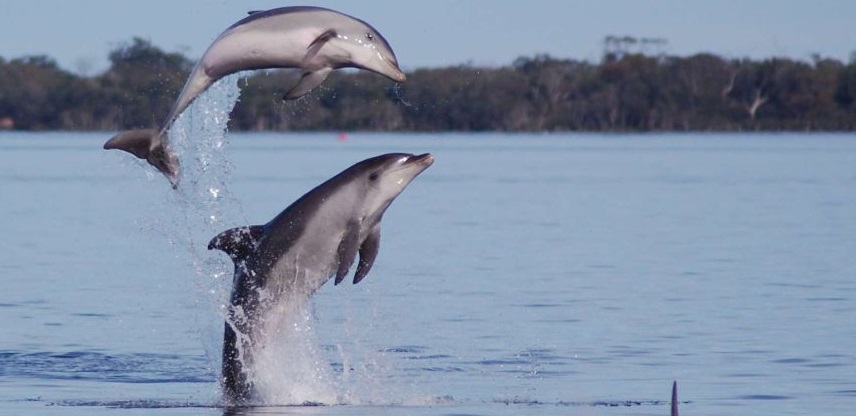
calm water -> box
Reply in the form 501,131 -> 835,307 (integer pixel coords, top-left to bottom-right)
1,131 -> 855,416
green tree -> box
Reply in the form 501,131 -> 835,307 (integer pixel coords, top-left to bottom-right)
0,55 -> 77,129
97,37 -> 192,129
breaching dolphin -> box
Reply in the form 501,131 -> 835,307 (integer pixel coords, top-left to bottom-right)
208,153 -> 433,404
103,6 -> 406,188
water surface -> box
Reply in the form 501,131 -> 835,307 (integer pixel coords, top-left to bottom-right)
1,131 -> 854,416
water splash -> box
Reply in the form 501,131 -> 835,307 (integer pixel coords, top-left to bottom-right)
169,72 -> 244,236
144,74 -> 341,406
391,83 -> 413,108
126,74 -> 436,407
163,74 -> 244,366
249,296 -> 339,405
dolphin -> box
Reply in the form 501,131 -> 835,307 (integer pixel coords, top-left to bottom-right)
207,153 -> 433,404
671,381 -> 679,416
104,6 -> 406,188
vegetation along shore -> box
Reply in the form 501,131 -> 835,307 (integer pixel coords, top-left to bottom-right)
2,38 -> 855,132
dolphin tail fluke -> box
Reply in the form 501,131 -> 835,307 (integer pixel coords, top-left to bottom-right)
671,381 -> 678,416
104,129 -> 158,159
104,129 -> 181,189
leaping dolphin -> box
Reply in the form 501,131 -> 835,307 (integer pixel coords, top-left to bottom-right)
104,6 -> 406,188
207,153 -> 433,404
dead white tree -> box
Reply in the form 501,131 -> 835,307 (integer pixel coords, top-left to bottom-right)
747,88 -> 769,120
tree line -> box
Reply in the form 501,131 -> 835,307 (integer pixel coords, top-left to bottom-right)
2,37 -> 855,132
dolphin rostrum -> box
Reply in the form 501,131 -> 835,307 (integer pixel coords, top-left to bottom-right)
104,6 -> 406,188
208,153 -> 433,404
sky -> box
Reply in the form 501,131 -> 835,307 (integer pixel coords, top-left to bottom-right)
0,0 -> 853,75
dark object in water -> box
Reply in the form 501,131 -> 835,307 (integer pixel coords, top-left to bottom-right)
671,380 -> 679,416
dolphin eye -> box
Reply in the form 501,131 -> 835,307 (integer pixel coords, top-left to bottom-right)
369,171 -> 380,182
365,32 -> 375,41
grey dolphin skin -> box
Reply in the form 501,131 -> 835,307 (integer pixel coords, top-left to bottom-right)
671,381 -> 678,416
103,6 -> 406,188
208,153 -> 433,404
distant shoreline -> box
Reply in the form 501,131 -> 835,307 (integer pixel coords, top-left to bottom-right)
2,38 -> 855,132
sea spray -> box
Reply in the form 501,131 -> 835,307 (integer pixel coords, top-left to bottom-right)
164,75 -> 243,318
130,73 -> 425,406
151,74 -> 246,399
152,73 -> 343,405
321,295 -> 396,405
250,295 -> 339,404
317,291 -> 432,406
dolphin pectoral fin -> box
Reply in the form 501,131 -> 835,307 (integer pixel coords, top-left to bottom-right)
353,227 -> 381,284
284,68 -> 334,100
305,29 -> 337,61
103,129 -> 158,160
334,223 -> 360,285
283,28 -> 337,100
209,225 -> 265,263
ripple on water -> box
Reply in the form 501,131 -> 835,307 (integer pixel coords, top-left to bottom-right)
736,394 -> 793,401
0,350 -> 214,383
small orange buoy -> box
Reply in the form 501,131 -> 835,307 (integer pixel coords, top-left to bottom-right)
337,132 -> 348,142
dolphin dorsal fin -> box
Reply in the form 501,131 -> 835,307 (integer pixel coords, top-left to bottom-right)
208,225 -> 265,263
671,381 -> 678,416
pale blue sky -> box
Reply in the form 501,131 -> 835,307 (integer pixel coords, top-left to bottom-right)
0,1 -> 853,75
